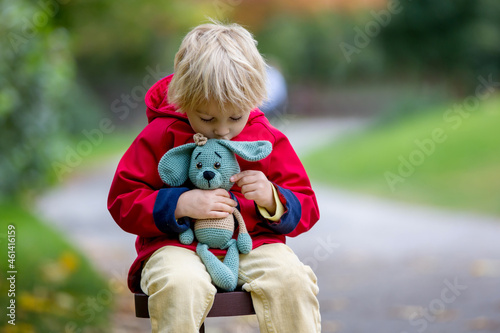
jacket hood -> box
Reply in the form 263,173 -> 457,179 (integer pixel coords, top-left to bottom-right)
145,74 -> 265,124
145,74 -> 187,123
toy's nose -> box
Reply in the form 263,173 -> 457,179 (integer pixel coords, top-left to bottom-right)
203,171 -> 215,181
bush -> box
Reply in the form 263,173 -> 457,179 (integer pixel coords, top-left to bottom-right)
378,0 -> 500,89
256,12 -> 387,85
0,1 -> 100,199
254,1 -> 500,92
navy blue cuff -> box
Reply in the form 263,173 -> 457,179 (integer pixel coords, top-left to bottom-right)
153,187 -> 191,233
229,191 -> 241,229
264,184 -> 301,234
229,191 -> 240,211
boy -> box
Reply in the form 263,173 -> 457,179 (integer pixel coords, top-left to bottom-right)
108,21 -> 321,332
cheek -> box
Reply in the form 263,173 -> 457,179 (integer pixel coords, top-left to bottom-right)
232,122 -> 246,135
191,121 -> 211,136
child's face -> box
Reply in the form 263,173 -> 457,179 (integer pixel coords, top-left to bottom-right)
185,101 -> 250,140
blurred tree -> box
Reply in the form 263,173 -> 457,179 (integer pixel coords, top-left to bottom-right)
232,0 -> 500,93
0,0 -> 99,200
255,11 -> 387,84
378,0 -> 500,91
53,0 -> 219,99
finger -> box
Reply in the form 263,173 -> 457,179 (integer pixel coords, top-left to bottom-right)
216,196 -> 237,207
240,181 -> 268,195
236,176 -> 262,188
230,170 -> 256,183
213,203 -> 235,214
213,189 -> 231,198
211,190 -> 236,206
241,189 -> 262,202
205,211 -> 231,219
230,173 -> 242,183
240,183 -> 256,195
247,175 -> 265,185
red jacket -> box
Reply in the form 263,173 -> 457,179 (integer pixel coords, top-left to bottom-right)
108,74 -> 320,292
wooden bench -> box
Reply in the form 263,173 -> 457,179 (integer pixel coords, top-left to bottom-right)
134,290 -> 255,333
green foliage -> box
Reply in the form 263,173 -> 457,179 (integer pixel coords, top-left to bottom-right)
256,12 -> 387,84
379,0 -> 500,88
302,95 -> 500,216
0,0 -> 100,200
0,203 -> 111,332
254,1 -> 500,91
54,0 -> 220,91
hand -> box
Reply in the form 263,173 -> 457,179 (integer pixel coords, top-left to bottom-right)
230,170 -> 276,215
175,189 -> 237,220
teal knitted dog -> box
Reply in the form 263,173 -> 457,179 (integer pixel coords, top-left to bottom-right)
158,133 -> 272,291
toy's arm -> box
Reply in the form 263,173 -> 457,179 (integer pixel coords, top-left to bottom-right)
179,228 -> 194,244
233,209 -> 252,254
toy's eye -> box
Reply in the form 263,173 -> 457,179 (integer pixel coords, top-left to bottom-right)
214,162 -> 221,169
196,162 -> 203,169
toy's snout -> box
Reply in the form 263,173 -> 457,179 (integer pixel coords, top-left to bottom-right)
193,166 -> 226,190
203,171 -> 216,181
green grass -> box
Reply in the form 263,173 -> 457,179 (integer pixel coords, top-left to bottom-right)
0,202 -> 111,332
78,126 -> 141,166
52,126 -> 142,183
302,95 -> 500,216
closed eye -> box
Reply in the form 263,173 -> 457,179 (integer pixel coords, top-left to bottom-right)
230,116 -> 242,122
200,117 -> 214,122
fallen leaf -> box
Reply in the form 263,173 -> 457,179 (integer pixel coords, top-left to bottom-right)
467,317 -> 500,330
470,259 -> 500,277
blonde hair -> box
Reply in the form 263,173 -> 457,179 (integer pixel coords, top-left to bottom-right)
168,21 -> 267,114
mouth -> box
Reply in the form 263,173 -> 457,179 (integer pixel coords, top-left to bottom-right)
196,172 -> 222,189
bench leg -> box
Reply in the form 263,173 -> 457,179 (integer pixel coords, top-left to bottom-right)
200,322 -> 205,333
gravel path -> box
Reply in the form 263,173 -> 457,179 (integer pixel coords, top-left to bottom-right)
36,117 -> 500,332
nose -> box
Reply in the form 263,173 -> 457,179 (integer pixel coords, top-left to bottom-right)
203,171 -> 215,181
214,126 -> 230,139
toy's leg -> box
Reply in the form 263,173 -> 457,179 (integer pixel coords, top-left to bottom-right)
222,239 -> 239,284
196,243 -> 238,291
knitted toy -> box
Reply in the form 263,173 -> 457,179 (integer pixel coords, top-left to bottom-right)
158,133 -> 272,291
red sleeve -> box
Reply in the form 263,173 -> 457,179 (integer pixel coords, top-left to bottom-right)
107,119 -> 178,237
233,122 -> 320,237
265,128 -> 320,237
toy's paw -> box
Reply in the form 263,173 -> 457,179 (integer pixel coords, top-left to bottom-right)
237,233 -> 252,254
179,229 -> 194,245
212,268 -> 238,291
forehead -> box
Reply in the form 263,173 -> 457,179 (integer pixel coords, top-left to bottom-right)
196,101 -> 246,117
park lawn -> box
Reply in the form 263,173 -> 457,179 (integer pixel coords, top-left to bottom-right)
0,202 -> 111,332
302,95 -> 500,216
52,126 -> 142,183
78,126 -> 142,166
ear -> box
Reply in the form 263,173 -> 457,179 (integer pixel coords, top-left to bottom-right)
158,143 -> 196,186
217,140 -> 272,162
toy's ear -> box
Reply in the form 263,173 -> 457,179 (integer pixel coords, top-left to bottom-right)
158,143 -> 196,186
217,140 -> 272,162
